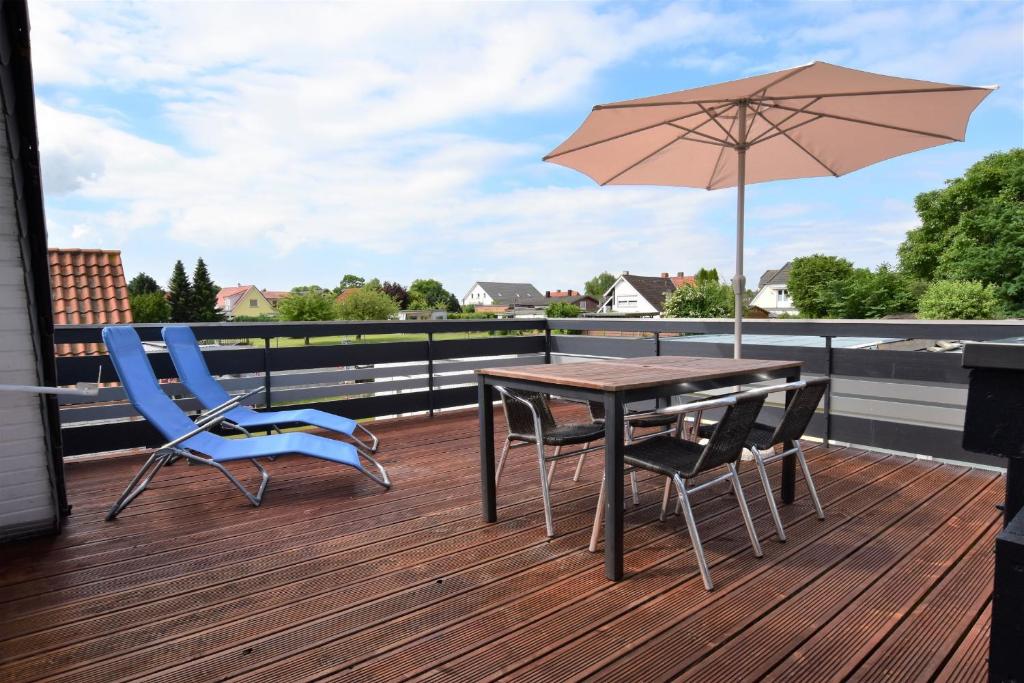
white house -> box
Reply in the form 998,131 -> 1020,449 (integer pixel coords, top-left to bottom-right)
750,262 -> 798,316
462,281 -> 543,307
598,272 -> 693,315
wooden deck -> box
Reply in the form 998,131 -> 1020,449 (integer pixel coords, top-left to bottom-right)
0,406 -> 1001,682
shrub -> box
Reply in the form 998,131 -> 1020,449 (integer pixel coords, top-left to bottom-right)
917,280 -> 1003,320
336,287 -> 400,320
545,302 -> 582,318
663,280 -> 732,318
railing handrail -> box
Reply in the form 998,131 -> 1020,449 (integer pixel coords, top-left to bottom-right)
53,317 -> 1024,345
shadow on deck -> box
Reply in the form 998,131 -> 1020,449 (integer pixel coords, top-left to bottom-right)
0,405 -> 1000,682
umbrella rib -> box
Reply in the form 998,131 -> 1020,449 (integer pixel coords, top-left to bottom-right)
746,97 -> 821,145
752,109 -> 838,176
770,103 -> 961,141
599,137 -> 682,186
697,103 -> 738,145
705,105 -> 740,189
665,119 -> 733,146
749,61 -> 817,99
543,104 -> 731,161
747,114 -> 824,147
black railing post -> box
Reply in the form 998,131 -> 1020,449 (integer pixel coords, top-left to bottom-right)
544,327 -> 552,364
654,331 -> 661,357
262,337 -> 272,410
824,335 -> 832,447
427,332 -> 435,417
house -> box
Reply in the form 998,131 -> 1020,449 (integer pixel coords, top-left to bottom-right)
396,309 -> 448,321
598,272 -> 692,315
216,285 -> 277,319
0,0 -> 67,539
335,287 -> 359,304
462,281 -> 543,307
48,248 -> 133,356
750,262 -> 797,316
261,289 -> 290,308
544,290 -> 600,313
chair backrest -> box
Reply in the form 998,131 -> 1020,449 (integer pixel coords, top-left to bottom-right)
497,388 -> 556,437
769,377 -> 829,446
588,401 -> 605,422
162,325 -> 233,409
102,326 -> 219,452
691,391 -> 767,475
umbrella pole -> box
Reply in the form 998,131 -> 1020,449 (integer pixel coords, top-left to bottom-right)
733,102 -> 748,360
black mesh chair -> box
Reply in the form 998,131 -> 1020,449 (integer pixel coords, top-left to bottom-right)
570,401 -> 682,482
590,390 -> 767,591
697,378 -> 828,543
494,386 -> 607,537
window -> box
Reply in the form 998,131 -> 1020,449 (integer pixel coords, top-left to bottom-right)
249,299 -> 258,308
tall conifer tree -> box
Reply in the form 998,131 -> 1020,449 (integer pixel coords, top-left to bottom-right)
190,258 -> 223,321
167,260 -> 193,323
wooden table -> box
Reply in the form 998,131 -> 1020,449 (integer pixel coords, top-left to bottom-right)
476,355 -> 802,581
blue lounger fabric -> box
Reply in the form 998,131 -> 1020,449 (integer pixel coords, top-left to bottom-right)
161,325 -> 359,436
102,326 -> 362,468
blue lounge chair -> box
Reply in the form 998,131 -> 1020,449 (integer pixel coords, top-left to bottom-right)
161,325 -> 378,454
101,326 -> 389,521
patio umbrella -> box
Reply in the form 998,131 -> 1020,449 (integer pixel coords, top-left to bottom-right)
544,61 -> 994,358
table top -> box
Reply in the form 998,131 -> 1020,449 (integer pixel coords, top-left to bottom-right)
477,355 -> 801,392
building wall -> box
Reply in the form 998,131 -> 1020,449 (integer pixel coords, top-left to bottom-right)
750,284 -> 797,315
0,112 -> 58,538
229,288 -> 277,319
462,284 -> 492,307
601,278 -> 660,315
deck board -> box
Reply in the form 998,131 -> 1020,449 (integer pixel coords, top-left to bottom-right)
0,406 -> 1000,682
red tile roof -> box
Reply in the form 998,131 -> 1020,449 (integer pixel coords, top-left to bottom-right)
670,275 -> 696,288
261,289 -> 290,304
48,248 -> 132,356
216,285 -> 255,312
335,287 -> 358,303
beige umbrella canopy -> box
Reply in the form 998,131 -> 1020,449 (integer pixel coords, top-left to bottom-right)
544,61 -> 995,357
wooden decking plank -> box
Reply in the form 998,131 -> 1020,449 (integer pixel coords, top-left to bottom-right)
934,602 -> 992,683
411,455 -> 934,683
242,452 -> 894,683
536,462 -> 972,683
674,473 -> 1001,682
127,451 -> 853,683
846,519 -> 999,682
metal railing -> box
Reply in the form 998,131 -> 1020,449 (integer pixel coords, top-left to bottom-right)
53,317 -> 1024,464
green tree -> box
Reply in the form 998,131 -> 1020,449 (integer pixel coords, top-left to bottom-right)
166,260 -> 193,323
917,280 -> 1003,320
584,271 -> 616,298
190,258 -> 223,322
130,291 -> 171,323
827,264 -> 922,318
408,278 -> 456,310
789,254 -> 855,318
545,301 -> 582,318
127,272 -> 161,297
898,149 -> 1024,314
663,278 -> 733,318
336,287 -> 400,320
276,288 -> 338,321
693,267 -> 720,287
335,274 -> 365,293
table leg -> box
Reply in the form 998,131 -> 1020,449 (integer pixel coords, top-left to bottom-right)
479,378 -> 496,522
603,391 -> 625,581
781,369 -> 801,504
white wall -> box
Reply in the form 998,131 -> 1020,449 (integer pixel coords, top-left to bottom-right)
462,284 -> 492,307
751,284 -> 797,315
0,114 -> 59,538
600,278 -> 660,315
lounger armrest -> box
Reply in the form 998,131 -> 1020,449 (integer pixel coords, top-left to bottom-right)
195,386 -> 266,427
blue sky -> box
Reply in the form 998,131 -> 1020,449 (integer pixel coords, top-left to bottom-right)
31,1 -> 1023,298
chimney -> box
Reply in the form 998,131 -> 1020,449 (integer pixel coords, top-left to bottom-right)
545,290 -> 550,298
622,270 -> 629,276
677,272 -> 684,278
660,272 -> 669,278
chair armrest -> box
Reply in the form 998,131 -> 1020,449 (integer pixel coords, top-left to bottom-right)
625,394 -> 739,423
195,386 -> 266,427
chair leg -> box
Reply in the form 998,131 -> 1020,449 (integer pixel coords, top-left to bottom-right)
629,471 -> 640,506
207,457 -> 270,507
659,477 -> 673,521
495,437 -> 512,485
675,475 -> 713,591
797,442 -> 825,520
589,473 -> 606,552
573,444 -> 588,482
105,448 -> 173,521
546,446 -> 561,486
752,447 -> 787,542
535,442 -> 555,537
729,463 -> 763,558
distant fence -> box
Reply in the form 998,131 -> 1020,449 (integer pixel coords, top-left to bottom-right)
54,318 -> 1024,466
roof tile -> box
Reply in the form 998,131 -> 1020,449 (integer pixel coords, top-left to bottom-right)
48,248 -> 133,356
